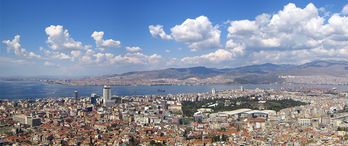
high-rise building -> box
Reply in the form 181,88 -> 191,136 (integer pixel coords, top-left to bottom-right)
90,93 -> 98,105
103,85 -> 111,101
103,85 -> 114,106
74,90 -> 78,100
211,88 -> 216,95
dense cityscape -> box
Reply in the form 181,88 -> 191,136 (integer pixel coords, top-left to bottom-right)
1,85 -> 348,145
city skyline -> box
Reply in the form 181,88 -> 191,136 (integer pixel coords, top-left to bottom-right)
1,0 -> 348,76
1,1 -> 348,145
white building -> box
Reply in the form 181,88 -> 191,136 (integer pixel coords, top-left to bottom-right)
12,114 -> 41,127
103,85 -> 111,100
103,85 -> 114,106
298,118 -> 311,126
211,88 -> 216,95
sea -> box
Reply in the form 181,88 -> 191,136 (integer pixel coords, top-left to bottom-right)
1,80 -> 348,99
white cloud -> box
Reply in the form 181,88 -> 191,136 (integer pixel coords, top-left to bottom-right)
171,16 -> 221,51
228,20 -> 258,34
52,52 -> 71,60
224,3 -> 348,64
342,4 -> 348,15
77,50 -> 162,66
148,54 -> 162,64
162,3 -> 348,67
93,52 -> 116,64
327,14 -> 348,35
149,25 -> 172,40
45,25 -> 87,50
3,26 -> 165,73
2,35 -> 42,59
91,31 -> 121,50
226,3 -> 324,51
150,16 -> 221,51
6,2 -> 348,76
181,49 -> 233,64
250,50 -> 311,65
70,50 -> 81,58
126,46 -> 142,53
250,47 -> 348,65
225,40 -> 246,55
122,53 -> 162,65
70,50 -> 81,61
40,48 -> 71,60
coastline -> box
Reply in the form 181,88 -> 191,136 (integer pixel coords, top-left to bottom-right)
0,79 -> 347,100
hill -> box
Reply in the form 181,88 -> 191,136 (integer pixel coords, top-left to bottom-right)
47,60 -> 348,85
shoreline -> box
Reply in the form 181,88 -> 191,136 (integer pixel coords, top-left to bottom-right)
0,80 -> 347,100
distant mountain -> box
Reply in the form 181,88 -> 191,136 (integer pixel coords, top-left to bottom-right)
48,60 -> 348,85
118,66 -> 224,80
284,60 -> 348,77
227,63 -> 294,74
299,60 -> 348,68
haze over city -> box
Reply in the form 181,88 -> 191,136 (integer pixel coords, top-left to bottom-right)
2,0 -> 348,76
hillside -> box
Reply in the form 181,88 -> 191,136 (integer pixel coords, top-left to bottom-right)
46,60 -> 348,85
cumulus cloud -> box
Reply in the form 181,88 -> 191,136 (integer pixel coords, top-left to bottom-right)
45,25 -> 87,50
181,49 -> 233,64
225,3 -> 348,64
148,54 -> 162,64
70,50 -> 81,58
70,50 -> 81,61
40,48 -> 71,60
42,26 -> 160,66
150,16 -> 221,51
3,25 -> 165,73
6,3 -> 348,75
80,52 -> 161,65
2,35 -> 41,59
123,53 -> 162,64
126,46 -> 142,53
251,47 -> 348,65
342,4 -> 348,15
250,50 -> 312,65
226,3 -> 324,51
149,25 -> 172,40
52,52 -> 71,60
69,46 -> 161,65
168,3 -> 348,66
91,31 -> 121,50
171,16 -> 221,51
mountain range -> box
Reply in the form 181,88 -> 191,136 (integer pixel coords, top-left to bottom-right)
49,60 -> 348,85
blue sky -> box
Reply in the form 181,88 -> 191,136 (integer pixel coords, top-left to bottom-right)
1,0 -> 348,76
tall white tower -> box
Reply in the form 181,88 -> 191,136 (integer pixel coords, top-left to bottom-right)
103,85 -> 111,101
